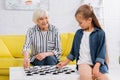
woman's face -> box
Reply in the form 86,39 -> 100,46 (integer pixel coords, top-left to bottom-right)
76,14 -> 92,30
37,16 -> 49,30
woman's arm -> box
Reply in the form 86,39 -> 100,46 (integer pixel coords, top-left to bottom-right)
22,28 -> 32,54
51,29 -> 61,58
22,28 -> 32,68
23,51 -> 30,68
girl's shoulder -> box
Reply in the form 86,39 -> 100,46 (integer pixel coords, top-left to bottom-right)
94,27 -> 105,35
94,28 -> 106,38
97,29 -> 105,35
76,29 -> 83,34
74,29 -> 83,38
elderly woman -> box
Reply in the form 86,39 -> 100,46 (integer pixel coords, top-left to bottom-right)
22,8 -> 61,68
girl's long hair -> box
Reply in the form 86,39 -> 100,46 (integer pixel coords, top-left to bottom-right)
75,4 -> 102,29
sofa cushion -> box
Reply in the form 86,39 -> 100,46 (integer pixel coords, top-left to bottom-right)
0,39 -> 13,58
0,58 -> 23,68
0,68 -> 9,75
0,35 -> 25,58
60,33 -> 69,56
60,33 -> 74,63
0,75 -> 9,80
65,33 -> 74,56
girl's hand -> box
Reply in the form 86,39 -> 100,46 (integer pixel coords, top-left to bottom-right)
56,62 -> 67,68
92,62 -> 101,78
56,58 -> 71,68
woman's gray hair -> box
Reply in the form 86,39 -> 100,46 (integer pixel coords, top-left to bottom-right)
32,8 -> 49,24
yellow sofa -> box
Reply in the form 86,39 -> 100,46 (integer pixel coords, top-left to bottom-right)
0,33 -> 75,80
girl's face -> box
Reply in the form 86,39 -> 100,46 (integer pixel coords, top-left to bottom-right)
76,14 -> 92,30
37,16 -> 49,30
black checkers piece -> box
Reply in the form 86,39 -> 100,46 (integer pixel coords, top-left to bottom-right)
26,73 -> 33,76
70,70 -> 75,72
39,72 -> 46,75
52,71 -> 59,75
65,71 -> 71,74
25,71 -> 31,73
39,70 -> 44,73
58,70 -> 63,73
45,71 -> 51,74
33,71 -> 39,74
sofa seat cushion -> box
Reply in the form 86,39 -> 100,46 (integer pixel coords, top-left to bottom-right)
0,68 -> 9,75
0,58 -> 24,75
0,75 -> 9,80
0,35 -> 25,58
0,39 -> 13,58
0,58 -> 23,68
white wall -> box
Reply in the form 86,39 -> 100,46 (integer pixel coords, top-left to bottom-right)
0,0 -> 33,34
0,0 -> 80,34
103,0 -> 120,67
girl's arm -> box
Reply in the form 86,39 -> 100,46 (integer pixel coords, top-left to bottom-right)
95,31 -> 106,65
106,40 -> 109,65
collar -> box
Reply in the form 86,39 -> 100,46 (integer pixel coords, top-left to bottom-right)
81,27 -> 100,33
36,24 -> 53,31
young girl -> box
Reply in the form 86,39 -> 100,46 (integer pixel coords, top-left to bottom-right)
57,4 -> 109,80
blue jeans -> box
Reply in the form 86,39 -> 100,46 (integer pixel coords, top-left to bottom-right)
30,56 -> 58,66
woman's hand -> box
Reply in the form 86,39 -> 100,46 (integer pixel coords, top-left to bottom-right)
23,52 -> 30,69
35,53 -> 47,61
35,52 -> 54,61
23,57 -> 30,69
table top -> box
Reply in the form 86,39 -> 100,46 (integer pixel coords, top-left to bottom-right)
10,65 -> 79,80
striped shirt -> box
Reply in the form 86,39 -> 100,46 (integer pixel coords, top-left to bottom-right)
22,24 -> 61,62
